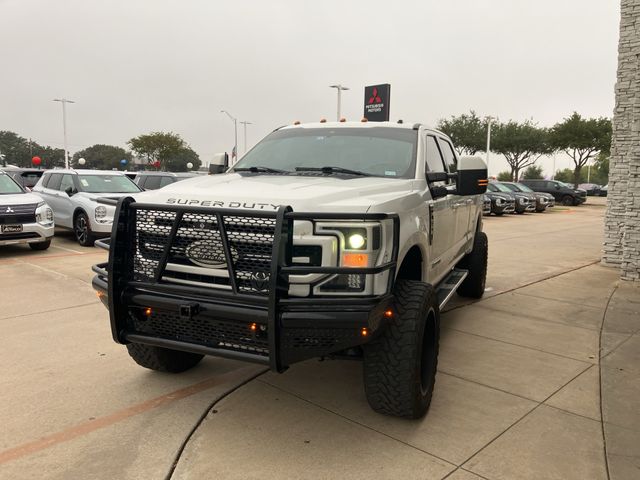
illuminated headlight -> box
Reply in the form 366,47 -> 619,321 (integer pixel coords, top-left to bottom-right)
314,222 -> 384,294
35,202 -> 54,226
347,232 -> 366,249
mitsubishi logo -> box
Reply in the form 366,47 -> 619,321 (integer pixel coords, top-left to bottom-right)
5,207 -> 14,213
368,87 -> 382,104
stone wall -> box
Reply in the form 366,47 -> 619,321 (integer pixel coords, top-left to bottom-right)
603,0 -> 640,281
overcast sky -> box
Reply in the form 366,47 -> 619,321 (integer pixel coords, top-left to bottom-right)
0,0 -> 620,175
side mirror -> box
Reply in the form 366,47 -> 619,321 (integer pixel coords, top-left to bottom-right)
64,186 -> 75,196
209,152 -> 229,175
555,185 -> 560,189
426,172 -> 448,183
456,156 -> 488,196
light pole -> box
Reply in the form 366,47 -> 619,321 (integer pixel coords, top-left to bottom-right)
485,116 -> 494,177
53,98 -> 75,169
329,84 -> 350,121
240,121 -> 252,153
221,110 -> 238,164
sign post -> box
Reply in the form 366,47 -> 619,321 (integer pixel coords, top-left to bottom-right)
363,84 -> 391,122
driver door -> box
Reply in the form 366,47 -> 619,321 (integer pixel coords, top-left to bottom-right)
423,134 -> 456,282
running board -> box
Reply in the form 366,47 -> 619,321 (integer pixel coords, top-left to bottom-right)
436,268 -> 468,310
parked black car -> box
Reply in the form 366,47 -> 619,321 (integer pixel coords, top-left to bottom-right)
500,181 -> 553,212
0,167 -> 44,190
519,179 -> 587,206
484,187 -> 516,215
488,182 -> 534,214
133,171 -> 198,190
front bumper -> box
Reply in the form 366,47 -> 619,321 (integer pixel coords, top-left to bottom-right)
0,222 -> 53,246
90,219 -> 114,234
92,198 -> 399,372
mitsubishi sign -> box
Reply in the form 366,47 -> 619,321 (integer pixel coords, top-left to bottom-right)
363,84 -> 391,122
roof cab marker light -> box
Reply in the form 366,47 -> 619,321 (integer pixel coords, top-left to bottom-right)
320,118 -> 327,123
293,120 -> 301,125
361,117 -> 368,122
361,327 -> 369,337
339,117 -> 346,123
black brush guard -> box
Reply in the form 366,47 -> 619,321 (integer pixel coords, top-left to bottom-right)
92,197 -> 399,372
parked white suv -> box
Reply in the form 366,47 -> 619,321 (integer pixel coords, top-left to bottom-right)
33,169 -> 141,246
0,171 -> 54,250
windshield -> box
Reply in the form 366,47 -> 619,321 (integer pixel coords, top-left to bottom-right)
502,183 -> 520,192
0,175 -> 24,194
515,183 -> 533,192
491,183 -> 514,193
233,127 -> 418,178
78,174 -> 141,193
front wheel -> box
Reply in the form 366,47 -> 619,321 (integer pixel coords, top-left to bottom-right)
126,343 -> 204,373
561,195 -> 574,206
74,211 -> 96,247
363,280 -> 440,419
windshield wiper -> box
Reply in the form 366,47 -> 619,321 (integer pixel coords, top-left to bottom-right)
295,166 -> 370,176
234,166 -> 288,174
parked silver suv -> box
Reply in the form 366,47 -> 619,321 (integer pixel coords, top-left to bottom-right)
0,171 -> 54,250
33,169 -> 141,246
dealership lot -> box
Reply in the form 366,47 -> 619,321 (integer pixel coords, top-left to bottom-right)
1,201 -> 638,479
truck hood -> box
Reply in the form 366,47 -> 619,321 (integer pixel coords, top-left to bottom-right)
133,173 -> 416,213
0,192 -> 44,206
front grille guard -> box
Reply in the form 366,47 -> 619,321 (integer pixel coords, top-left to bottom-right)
93,196 -> 400,372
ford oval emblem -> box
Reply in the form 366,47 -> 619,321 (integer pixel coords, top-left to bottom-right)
185,240 -> 228,268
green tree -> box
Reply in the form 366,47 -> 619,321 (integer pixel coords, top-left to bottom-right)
127,132 -> 186,170
72,144 -> 132,170
522,165 -> 544,179
437,111 -> 486,156
165,146 -> 201,172
491,120 -> 551,181
0,131 -> 39,167
553,168 -> 574,183
549,112 -> 612,188
497,171 -> 512,181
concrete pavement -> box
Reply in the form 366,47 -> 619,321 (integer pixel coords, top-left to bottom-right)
1,202 -> 638,479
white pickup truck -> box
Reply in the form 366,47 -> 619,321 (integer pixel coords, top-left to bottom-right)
93,121 -> 488,418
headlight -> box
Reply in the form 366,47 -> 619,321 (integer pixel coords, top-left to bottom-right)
495,198 -> 504,205
35,203 -> 54,226
347,232 -> 366,250
314,222 -> 384,294
518,197 -> 525,204
95,206 -> 107,219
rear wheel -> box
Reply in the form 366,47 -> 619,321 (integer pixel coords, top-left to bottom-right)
561,195 -> 574,206
126,343 -> 204,373
29,239 -> 51,250
457,231 -> 488,298
74,211 -> 96,247
363,280 -> 440,419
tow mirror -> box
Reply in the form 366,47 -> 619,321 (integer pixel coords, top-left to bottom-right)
457,156 -> 488,196
209,152 -> 229,175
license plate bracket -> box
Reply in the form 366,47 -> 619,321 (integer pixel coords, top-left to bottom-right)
1,224 -> 23,233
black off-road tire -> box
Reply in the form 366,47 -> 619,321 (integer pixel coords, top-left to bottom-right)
74,211 -> 96,247
126,343 -> 204,373
561,195 -> 574,206
29,239 -> 51,250
362,280 -> 440,419
457,231 -> 488,299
